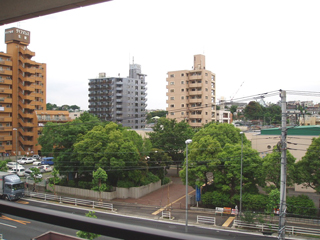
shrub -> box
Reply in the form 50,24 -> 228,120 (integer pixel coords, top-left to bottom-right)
287,195 -> 317,217
68,180 -> 76,187
201,192 -> 232,208
78,181 -> 92,189
117,180 -> 135,188
162,177 -> 170,185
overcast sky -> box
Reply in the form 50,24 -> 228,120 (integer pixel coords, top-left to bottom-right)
1,0 -> 320,110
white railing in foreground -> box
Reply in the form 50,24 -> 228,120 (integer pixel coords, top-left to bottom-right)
25,191 -> 115,212
234,220 -> 320,237
197,215 -> 216,226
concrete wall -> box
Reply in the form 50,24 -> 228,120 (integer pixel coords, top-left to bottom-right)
53,180 -> 161,200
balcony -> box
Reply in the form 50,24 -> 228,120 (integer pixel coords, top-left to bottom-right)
18,92 -> 35,101
18,118 -> 34,127
0,69 -> 12,75
0,87 -> 12,94
0,116 -> 12,122
0,60 -> 12,66
188,82 -> 202,88
0,108 -> 12,113
188,90 -> 202,95
0,135 -> 12,141
0,97 -> 12,103
188,98 -> 202,103
188,74 -> 202,80
19,74 -> 36,83
189,122 -> 203,127
19,47 -> 35,57
19,110 -> 34,119
189,114 -> 202,119
0,79 -> 12,85
19,136 -> 33,146
24,67 -> 36,74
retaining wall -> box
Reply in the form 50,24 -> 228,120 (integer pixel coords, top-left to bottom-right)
52,180 -> 161,200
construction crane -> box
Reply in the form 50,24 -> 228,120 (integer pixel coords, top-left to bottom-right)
230,81 -> 244,101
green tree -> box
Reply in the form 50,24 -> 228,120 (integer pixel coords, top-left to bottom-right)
266,189 -> 279,214
92,167 -> 108,201
73,122 -> 144,187
243,101 -> 263,120
148,118 -> 195,174
262,147 -> 296,190
229,105 -> 238,116
76,211 -> 100,240
0,161 -> 8,171
38,112 -> 101,182
180,123 -> 263,197
295,136 -> 320,193
29,167 -> 42,192
48,168 -> 60,195
264,104 -> 281,125
147,148 -> 172,184
146,111 -> 167,123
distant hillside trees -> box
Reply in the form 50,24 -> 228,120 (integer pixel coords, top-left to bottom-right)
46,103 -> 80,111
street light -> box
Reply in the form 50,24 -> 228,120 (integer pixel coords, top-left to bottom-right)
185,139 -> 192,233
239,132 -> 243,217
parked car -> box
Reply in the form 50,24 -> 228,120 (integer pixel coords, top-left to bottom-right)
24,168 -> 42,179
40,165 -> 53,172
6,162 -> 23,169
32,154 -> 41,160
34,166 -> 46,173
17,157 -> 36,164
33,161 -> 41,166
8,167 -> 25,177
17,157 -> 28,164
41,157 -> 54,165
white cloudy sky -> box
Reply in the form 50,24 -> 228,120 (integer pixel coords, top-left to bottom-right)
1,0 -> 320,110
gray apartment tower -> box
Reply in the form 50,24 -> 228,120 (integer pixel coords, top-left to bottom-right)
88,64 -> 147,129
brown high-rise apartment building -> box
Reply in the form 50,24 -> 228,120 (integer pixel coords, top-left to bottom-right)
166,54 -> 216,127
0,28 -> 70,156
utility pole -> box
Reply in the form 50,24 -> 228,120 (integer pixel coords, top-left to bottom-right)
278,90 -> 287,239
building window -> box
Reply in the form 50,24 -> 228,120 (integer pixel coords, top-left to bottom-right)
181,96 -> 184,100
181,73 -> 184,77
205,88 -> 208,91
170,82 -> 174,85
181,112 -> 184,115
205,96 -> 208,99
170,74 -> 174,77
170,97 -> 174,100
170,104 -> 174,108
205,73 -> 208,76
170,112 -> 174,115
181,104 -> 184,107
170,89 -> 174,92
181,81 -> 184,84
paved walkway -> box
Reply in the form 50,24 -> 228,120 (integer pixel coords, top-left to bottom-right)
112,168 -> 194,211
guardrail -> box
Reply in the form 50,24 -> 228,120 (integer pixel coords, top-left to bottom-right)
161,211 -> 173,220
197,215 -> 216,226
25,191 -> 115,212
233,220 -> 320,237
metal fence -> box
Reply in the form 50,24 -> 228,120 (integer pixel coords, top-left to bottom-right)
197,215 -> 216,226
233,220 -> 320,237
25,191 -> 115,212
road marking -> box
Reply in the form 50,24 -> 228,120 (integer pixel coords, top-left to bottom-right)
0,215 -> 30,225
222,216 -> 235,227
0,222 -> 17,228
152,189 -> 195,215
17,200 -> 29,204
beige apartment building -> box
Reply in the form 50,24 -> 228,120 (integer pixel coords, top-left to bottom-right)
0,27 -> 70,156
166,54 -> 216,127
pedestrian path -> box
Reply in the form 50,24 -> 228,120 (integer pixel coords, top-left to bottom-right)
222,217 -> 235,227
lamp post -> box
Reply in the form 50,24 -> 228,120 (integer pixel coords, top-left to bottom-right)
185,139 -> 192,233
13,128 -> 18,169
240,132 -> 243,217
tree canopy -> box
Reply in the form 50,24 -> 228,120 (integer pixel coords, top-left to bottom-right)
295,136 -> 320,193
148,118 -> 195,169
179,123 -> 263,197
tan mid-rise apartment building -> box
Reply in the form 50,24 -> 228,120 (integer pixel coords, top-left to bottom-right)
166,54 -> 216,127
0,27 -> 70,156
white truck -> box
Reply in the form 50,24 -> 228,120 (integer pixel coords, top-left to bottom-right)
0,171 -> 25,201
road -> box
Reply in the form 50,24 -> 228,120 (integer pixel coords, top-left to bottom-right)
0,198 -> 279,240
